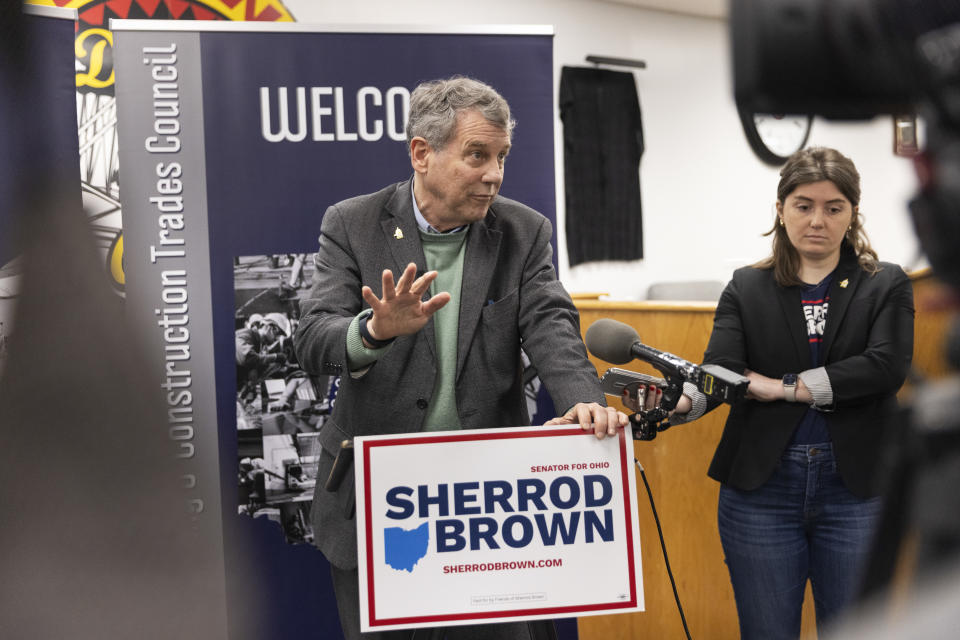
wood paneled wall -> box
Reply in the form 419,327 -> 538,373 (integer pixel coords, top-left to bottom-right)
571,270 -> 955,640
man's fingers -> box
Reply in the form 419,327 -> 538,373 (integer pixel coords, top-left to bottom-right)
591,405 -> 608,438
551,403 -> 625,439
601,406 -> 619,436
361,286 -> 381,311
381,269 -> 397,300
571,402 -> 618,439
394,263 -> 417,293
575,404 -> 596,435
421,291 -> 451,315
410,270 -> 439,296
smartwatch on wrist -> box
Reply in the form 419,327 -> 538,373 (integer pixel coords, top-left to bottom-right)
782,373 -> 798,402
359,313 -> 395,349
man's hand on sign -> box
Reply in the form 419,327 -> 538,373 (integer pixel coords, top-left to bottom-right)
543,402 -> 628,439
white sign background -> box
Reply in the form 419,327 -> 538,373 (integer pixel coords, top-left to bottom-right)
355,425 -> 644,631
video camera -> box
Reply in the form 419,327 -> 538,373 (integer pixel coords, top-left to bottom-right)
586,318 -> 749,440
733,0 -> 960,289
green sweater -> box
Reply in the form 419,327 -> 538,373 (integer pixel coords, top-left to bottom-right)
344,229 -> 467,431
419,229 -> 466,430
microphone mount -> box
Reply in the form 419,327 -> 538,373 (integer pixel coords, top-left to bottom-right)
588,318 -> 751,440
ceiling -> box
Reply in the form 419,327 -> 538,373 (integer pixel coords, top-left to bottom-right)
597,0 -> 728,19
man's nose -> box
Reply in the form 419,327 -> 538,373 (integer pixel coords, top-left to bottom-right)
482,159 -> 504,184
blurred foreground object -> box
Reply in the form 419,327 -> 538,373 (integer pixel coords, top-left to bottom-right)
733,0 -> 960,287
0,6 -> 252,638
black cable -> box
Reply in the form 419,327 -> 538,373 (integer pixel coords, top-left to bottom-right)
635,458 -> 692,640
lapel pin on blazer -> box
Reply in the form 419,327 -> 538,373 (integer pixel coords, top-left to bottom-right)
840,278 -> 849,288
393,227 -> 403,239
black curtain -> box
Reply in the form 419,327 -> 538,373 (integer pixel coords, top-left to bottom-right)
559,66 -> 644,266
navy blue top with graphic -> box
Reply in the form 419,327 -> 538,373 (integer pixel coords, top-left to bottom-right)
790,273 -> 832,444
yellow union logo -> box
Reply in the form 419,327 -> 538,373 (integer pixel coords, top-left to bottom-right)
75,28 -> 114,89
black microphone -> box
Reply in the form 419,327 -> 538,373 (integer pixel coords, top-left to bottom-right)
584,318 -> 643,364
585,318 -> 749,405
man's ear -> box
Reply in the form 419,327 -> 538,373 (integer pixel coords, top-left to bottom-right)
410,137 -> 431,173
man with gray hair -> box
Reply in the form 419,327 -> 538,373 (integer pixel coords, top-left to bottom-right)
294,76 -> 625,639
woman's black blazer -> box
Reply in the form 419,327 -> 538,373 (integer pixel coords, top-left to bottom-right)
703,244 -> 915,498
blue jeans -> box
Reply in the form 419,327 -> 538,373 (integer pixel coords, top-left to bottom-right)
718,443 -> 882,640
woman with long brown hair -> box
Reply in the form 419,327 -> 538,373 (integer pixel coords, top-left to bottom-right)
655,147 -> 914,638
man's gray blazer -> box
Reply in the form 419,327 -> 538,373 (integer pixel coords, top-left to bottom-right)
293,177 -> 606,569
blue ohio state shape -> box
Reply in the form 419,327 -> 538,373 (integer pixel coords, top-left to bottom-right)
384,521 -> 430,572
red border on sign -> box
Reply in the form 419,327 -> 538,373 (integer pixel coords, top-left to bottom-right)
360,427 -> 638,628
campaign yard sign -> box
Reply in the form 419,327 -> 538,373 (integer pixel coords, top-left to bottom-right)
354,425 -> 644,631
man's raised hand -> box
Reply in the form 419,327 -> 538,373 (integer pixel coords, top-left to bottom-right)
361,262 -> 451,342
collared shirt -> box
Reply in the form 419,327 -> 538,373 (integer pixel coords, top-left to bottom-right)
411,181 -> 467,235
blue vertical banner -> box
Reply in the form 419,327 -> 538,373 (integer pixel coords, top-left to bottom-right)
111,21 -> 563,638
